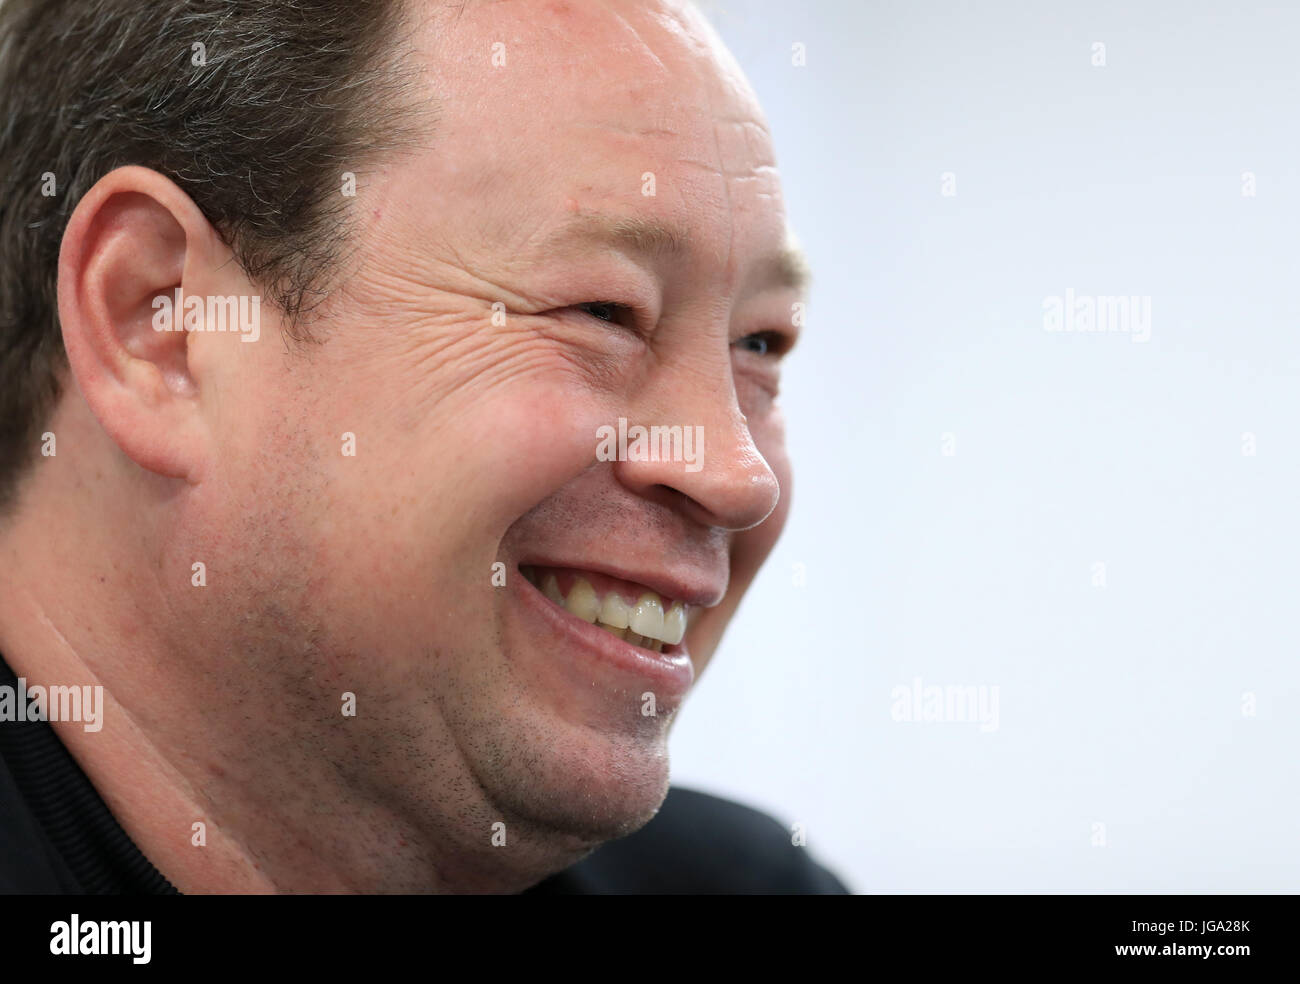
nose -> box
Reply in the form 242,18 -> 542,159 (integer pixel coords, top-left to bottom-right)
611,377 -> 780,533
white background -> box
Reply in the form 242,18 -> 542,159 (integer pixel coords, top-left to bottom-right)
671,0 -> 1300,893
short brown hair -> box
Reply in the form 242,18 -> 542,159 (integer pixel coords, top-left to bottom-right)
0,0 -> 420,512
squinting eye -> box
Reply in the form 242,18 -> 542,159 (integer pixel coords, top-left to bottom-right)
735,331 -> 789,357
576,301 -> 625,324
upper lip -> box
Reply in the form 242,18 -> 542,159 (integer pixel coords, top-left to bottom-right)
518,557 -> 727,609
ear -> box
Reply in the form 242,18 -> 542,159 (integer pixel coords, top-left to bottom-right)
57,165 -> 228,483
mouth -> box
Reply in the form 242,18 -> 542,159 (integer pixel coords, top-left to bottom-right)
518,564 -> 691,656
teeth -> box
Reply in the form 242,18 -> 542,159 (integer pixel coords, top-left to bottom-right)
662,602 -> 686,646
564,577 -> 601,623
541,572 -> 564,605
629,593 -> 664,640
599,593 -> 631,629
527,567 -> 685,649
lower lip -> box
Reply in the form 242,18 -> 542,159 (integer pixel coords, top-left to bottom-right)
511,570 -> 695,700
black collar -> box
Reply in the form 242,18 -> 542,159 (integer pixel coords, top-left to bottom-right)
0,651 -> 177,894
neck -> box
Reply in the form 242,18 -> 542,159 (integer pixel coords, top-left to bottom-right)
0,511 -> 578,894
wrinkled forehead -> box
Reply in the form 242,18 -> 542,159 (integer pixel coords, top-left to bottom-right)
398,0 -> 783,274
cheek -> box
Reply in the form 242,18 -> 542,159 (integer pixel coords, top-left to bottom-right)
748,404 -> 793,551
688,409 -> 793,675
276,320 -> 641,586
729,408 -> 794,598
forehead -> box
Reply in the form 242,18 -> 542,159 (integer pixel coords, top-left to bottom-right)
385,0 -> 788,290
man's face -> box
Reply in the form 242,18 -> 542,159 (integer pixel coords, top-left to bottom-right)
184,0 -> 801,858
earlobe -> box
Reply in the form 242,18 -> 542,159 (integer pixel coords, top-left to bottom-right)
57,166 -> 221,484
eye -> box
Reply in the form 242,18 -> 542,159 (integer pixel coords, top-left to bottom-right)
576,301 -> 630,325
734,330 -> 791,357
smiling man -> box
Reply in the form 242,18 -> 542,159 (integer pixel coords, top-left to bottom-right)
0,0 -> 846,893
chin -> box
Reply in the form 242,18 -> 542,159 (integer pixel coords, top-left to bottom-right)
477,702 -> 676,844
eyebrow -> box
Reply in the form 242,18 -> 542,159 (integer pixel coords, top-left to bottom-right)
538,212 -> 810,293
